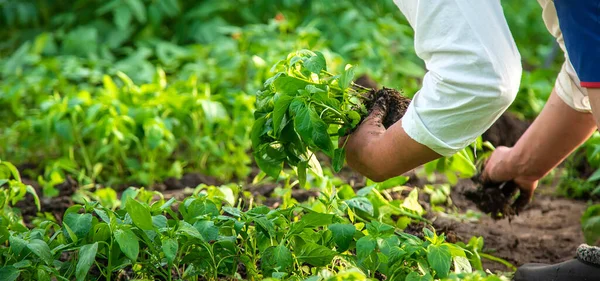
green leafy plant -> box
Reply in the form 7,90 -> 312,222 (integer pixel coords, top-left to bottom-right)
0,160 -> 40,234
581,204 -> 600,245
252,50 -> 411,183
0,182 -> 507,281
252,50 -> 368,180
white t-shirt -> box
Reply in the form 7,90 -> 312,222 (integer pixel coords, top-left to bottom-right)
393,0 -> 522,156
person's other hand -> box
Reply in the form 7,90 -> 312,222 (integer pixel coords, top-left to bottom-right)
481,146 -> 538,210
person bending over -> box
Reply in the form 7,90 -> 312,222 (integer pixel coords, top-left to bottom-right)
344,1 -> 600,279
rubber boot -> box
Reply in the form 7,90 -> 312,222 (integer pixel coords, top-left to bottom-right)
514,244 -> 600,281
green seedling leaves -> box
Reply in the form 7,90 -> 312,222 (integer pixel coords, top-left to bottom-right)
253,50 -> 372,180
356,236 -> 377,262
303,51 -> 326,74
261,244 -> 293,276
76,243 -> 98,281
273,94 -> 295,135
427,244 -> 452,278
0,266 -> 19,281
194,220 -> 219,242
63,213 -> 93,240
114,227 -> 139,261
27,240 -> 53,265
126,198 -> 154,230
329,223 -> 356,252
162,238 -> 178,264
296,242 -> 337,267
333,148 -> 345,173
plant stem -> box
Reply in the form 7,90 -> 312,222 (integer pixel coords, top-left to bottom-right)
480,253 -> 517,271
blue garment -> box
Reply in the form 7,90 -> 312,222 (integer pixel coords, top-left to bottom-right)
554,0 -> 600,87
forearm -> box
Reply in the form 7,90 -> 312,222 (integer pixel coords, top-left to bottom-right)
346,120 -> 440,182
588,89 -> 600,127
501,90 -> 596,181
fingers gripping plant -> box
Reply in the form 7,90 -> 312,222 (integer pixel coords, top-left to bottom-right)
252,50 -> 409,182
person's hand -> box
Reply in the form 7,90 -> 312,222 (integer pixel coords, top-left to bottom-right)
338,97 -> 387,180
481,146 -> 538,210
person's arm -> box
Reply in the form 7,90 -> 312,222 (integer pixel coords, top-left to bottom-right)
344,0 -> 522,181
588,89 -> 600,126
341,103 -> 440,182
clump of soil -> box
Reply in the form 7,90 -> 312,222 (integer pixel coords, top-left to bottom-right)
463,176 -> 519,220
363,87 -> 411,129
444,180 -> 589,272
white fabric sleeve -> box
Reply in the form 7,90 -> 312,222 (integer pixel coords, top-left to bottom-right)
393,0 -> 522,156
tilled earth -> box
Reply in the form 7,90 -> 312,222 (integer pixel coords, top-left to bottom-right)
436,179 -> 588,272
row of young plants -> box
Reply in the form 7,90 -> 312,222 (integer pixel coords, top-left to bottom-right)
1,160 -> 509,281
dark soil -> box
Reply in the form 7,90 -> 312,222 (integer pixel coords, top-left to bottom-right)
463,176 -> 520,220
482,112 -> 531,147
15,176 -> 78,225
439,179 -> 588,272
364,87 -> 411,129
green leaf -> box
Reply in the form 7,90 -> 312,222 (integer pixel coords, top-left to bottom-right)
453,256 -> 472,273
581,205 -> 600,244
333,148 -> 345,172
37,268 -> 50,281
402,188 -> 424,216
254,217 -> 276,238
328,223 -> 355,252
356,236 -> 376,261
76,243 -> 98,281
126,198 -> 154,230
304,52 -> 326,74
296,242 -> 337,267
427,244 -> 452,278
114,227 -> 139,261
253,148 -> 283,179
346,197 -> 374,216
367,221 -> 395,236
0,266 -> 19,281
25,185 -> 40,211
588,169 -> 600,182
63,213 -> 93,239
251,116 -> 267,150
273,94 -> 294,135
162,238 -> 178,264
125,0 -> 146,23
274,76 -> 310,95
297,161 -> 307,188
114,5 -> 132,30
261,244 -> 293,275
294,102 -> 312,141
194,220 -> 219,242
299,212 -> 335,228
339,64 -> 355,90
9,236 -> 27,255
27,239 -> 53,265
310,108 -> 334,155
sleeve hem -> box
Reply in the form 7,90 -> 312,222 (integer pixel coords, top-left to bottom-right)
401,103 -> 462,157
581,82 -> 600,88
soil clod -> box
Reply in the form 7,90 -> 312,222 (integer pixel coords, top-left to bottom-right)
364,87 -> 411,128
464,176 -> 520,220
